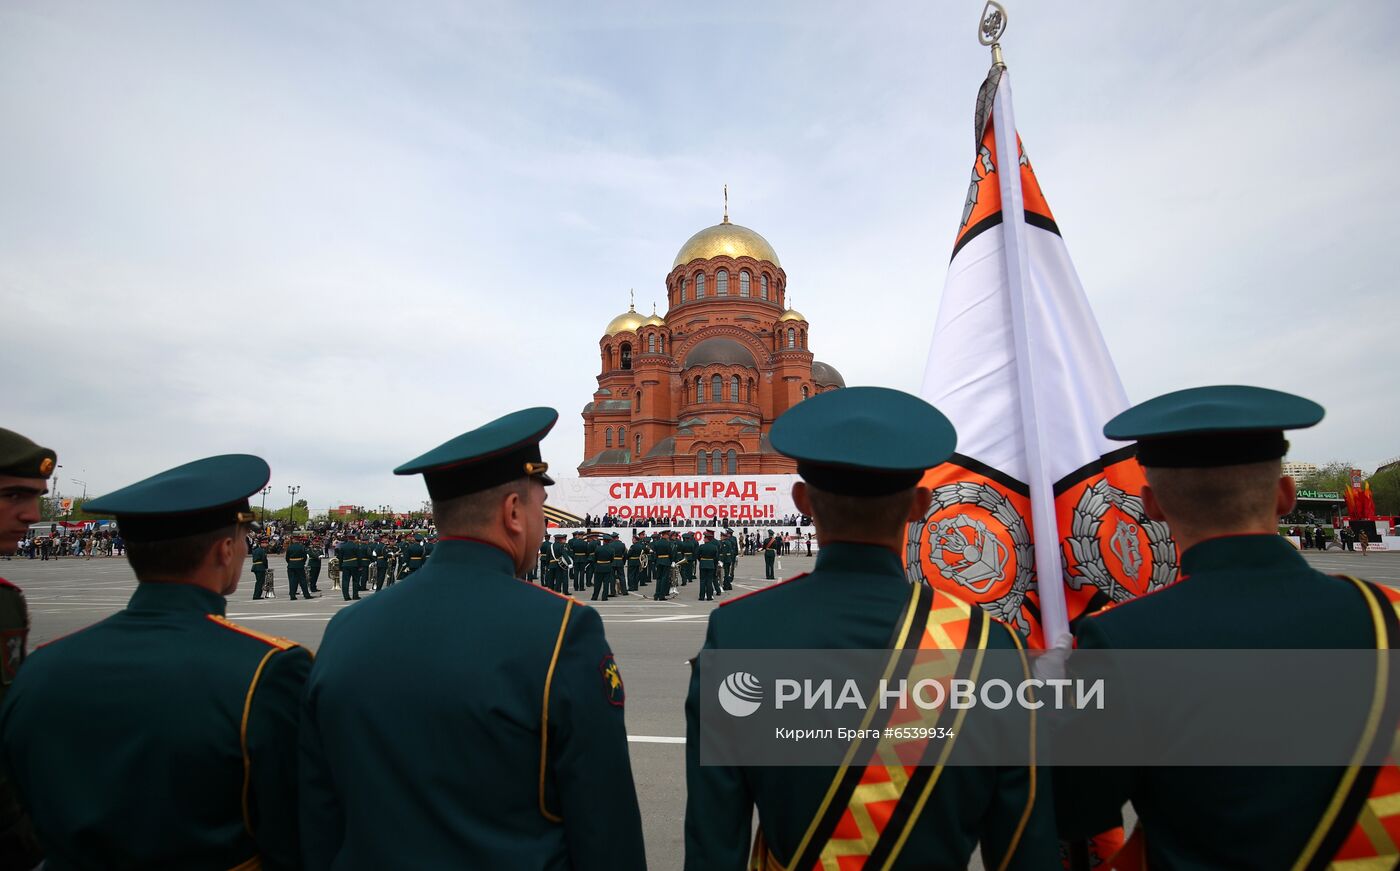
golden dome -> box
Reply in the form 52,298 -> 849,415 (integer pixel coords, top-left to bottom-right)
673,219 -> 781,269
642,308 -> 665,328
604,305 -> 646,336
778,309 -> 806,322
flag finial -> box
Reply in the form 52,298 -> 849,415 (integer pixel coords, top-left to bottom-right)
630,288 -> 635,310
722,184 -> 729,224
978,1 -> 1008,68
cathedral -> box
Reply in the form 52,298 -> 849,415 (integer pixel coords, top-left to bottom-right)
578,208 -> 845,477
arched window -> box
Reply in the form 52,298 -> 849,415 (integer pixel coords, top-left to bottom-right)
620,342 -> 632,370
695,273 -> 706,299
696,376 -> 706,403
635,389 -> 642,411
683,379 -> 690,404
681,277 -> 688,301
619,426 -> 625,448
635,433 -> 642,457
711,449 -> 723,475
761,274 -> 769,300
647,333 -> 656,353
716,269 -> 728,296
802,385 -> 810,401
727,449 -> 737,475
739,271 -> 750,297
801,329 -> 807,349
787,328 -> 796,349
659,335 -> 665,354
605,427 -> 613,448
697,451 -> 708,475
711,374 -> 722,403
747,378 -> 755,402
604,344 -> 612,369
730,375 -> 740,402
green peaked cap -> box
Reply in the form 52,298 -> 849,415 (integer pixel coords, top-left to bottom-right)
84,454 -> 269,540
1104,385 -> 1324,468
770,386 -> 956,496
396,407 -> 558,499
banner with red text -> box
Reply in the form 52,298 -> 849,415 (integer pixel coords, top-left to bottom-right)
545,475 -> 801,527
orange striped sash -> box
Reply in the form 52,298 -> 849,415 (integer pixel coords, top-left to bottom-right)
751,582 -> 1032,871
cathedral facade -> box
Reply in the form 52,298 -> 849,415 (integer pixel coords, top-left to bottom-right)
579,212 -> 845,477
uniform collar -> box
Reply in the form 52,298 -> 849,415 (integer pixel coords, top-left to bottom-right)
1180,533 -> 1305,576
814,541 -> 905,577
127,581 -> 227,616
431,536 -> 517,575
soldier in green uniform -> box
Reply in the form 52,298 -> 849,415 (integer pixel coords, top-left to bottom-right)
608,533 -> 629,597
285,534 -> 313,599
0,427 -> 55,867
251,535 -> 271,599
695,530 -> 720,601
719,529 -> 737,591
652,530 -> 675,600
678,531 -> 697,587
567,531 -> 589,591
307,537 -> 324,592
422,534 -> 435,561
1053,385 -> 1396,869
761,528 -> 779,579
537,534 -> 552,586
336,536 -> 360,601
300,407 -> 645,869
543,533 -> 570,593
626,534 -> 645,592
685,387 -> 1054,869
1,454 -> 312,868
374,536 -> 391,591
590,532 -> 615,601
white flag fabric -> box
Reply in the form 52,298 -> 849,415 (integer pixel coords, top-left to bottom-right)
906,66 -> 1178,648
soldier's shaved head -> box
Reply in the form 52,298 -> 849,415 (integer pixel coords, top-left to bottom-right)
1143,459 -> 1294,548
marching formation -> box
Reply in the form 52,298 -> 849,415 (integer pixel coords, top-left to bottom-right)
0,379 -> 1395,870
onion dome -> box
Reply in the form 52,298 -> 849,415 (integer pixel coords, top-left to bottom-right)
642,303 -> 665,328
604,304 -> 645,336
683,337 -> 757,369
811,361 -> 846,388
778,308 -> 806,322
674,217 -> 780,269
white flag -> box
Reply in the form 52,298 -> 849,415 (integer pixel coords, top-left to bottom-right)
906,65 -> 1178,648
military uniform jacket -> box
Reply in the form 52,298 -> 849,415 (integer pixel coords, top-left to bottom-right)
285,542 -> 308,569
307,546 -> 323,566
652,540 -> 674,566
0,583 -> 311,869
627,541 -> 644,564
567,537 -> 590,566
251,546 -> 268,573
685,542 -> 1055,870
335,541 -> 357,568
679,537 -> 698,564
1054,534 -> 1388,869
591,540 -> 613,573
610,539 -> 628,562
696,540 -> 720,570
720,538 -> 738,562
300,538 -> 645,870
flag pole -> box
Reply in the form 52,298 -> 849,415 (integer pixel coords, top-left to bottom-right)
980,3 -> 1073,648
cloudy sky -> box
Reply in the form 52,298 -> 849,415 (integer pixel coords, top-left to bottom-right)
4,0 -> 1396,511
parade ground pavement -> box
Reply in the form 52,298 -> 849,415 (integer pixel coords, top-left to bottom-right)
6,549 -> 1397,870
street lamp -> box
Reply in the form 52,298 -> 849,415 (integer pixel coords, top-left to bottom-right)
260,485 -> 272,520
287,485 -> 301,527
71,478 -> 88,504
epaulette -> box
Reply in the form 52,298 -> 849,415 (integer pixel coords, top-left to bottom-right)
719,572 -> 811,607
1082,574 -> 1191,621
205,614 -> 300,651
516,578 -> 573,602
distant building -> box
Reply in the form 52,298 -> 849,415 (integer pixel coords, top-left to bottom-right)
1376,457 -> 1400,476
579,209 -> 844,477
1283,461 -> 1319,479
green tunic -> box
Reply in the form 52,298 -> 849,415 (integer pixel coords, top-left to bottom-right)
1054,534 -> 1382,868
301,539 -> 644,868
685,542 -> 1055,870
0,583 -> 310,869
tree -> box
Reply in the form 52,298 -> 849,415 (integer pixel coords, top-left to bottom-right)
1297,462 -> 1353,495
1371,467 -> 1400,517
